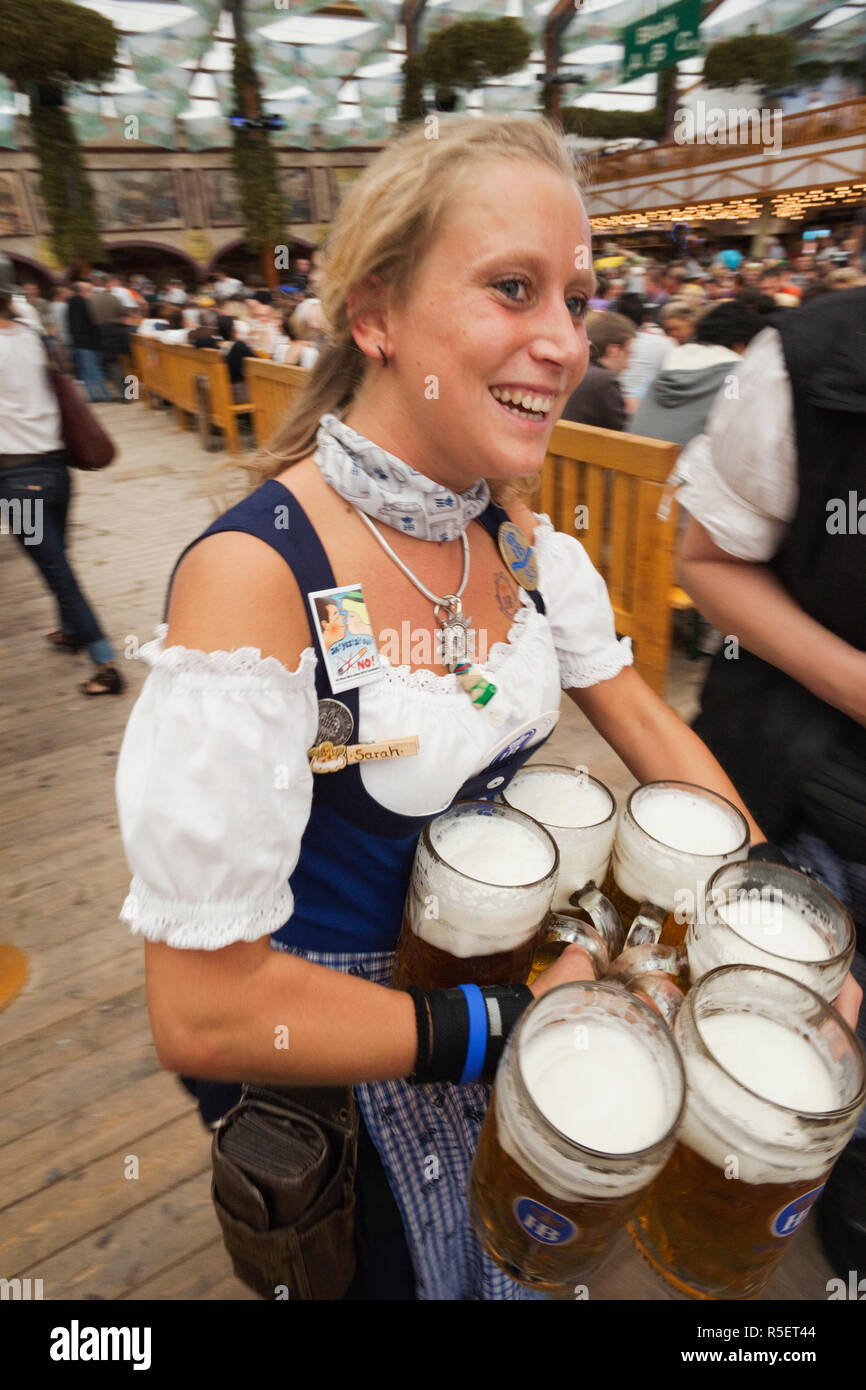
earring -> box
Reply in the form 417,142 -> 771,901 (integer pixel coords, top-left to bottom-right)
377,344 -> 388,367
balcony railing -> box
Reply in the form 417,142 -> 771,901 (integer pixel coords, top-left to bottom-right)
587,98 -> 866,186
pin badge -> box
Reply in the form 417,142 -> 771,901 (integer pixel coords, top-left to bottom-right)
497,522 -> 539,591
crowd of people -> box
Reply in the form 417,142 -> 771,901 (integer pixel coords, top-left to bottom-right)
11,254 -> 330,405
561,233 -> 866,439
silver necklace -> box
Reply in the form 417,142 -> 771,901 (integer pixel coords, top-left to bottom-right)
354,507 -> 475,671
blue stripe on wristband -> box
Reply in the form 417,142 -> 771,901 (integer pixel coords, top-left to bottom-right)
457,983 -> 488,1085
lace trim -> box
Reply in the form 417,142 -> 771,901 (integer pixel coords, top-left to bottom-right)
373,596 -> 540,694
559,636 -> 634,690
140,623 -> 317,689
119,874 -> 294,951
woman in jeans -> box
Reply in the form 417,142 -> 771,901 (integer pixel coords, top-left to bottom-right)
0,290 -> 125,696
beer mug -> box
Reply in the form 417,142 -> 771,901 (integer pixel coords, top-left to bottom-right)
603,781 -> 749,950
686,861 -> 855,1003
468,981 -> 686,1296
502,766 -> 623,970
391,801 -> 559,991
630,964 -> 866,1300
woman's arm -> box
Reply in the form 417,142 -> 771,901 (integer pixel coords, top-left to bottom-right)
145,529 -> 591,1085
680,515 -> 866,727
567,665 -> 765,842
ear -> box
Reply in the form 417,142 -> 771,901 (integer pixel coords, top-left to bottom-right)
346,274 -> 389,363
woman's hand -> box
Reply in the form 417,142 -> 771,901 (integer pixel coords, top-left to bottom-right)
528,944 -> 596,999
833,972 -> 863,1033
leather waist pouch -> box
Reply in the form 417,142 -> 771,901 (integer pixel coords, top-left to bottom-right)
211,1083 -> 358,1300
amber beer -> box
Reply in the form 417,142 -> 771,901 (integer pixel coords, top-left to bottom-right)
468,982 -> 685,1296
631,965 -> 866,1299
391,801 -> 559,991
602,782 -> 749,948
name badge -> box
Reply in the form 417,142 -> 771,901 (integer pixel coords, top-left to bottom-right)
307,582 -> 383,695
308,736 -> 420,774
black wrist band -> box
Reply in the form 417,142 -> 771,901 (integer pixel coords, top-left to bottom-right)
406,986 -> 432,1078
480,985 -> 533,1084
407,982 -> 533,1086
748,842 -> 792,868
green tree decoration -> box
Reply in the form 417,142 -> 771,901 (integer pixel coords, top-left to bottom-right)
401,16 -> 532,118
0,0 -> 118,267
228,2 -> 287,285
703,35 -> 796,96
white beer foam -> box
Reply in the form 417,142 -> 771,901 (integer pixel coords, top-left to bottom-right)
679,1013 -> 842,1185
416,815 -> 556,957
497,1015 -> 678,1201
506,772 -> 615,912
719,897 -> 831,962
614,787 -> 746,914
506,772 -> 612,829
687,895 -> 843,999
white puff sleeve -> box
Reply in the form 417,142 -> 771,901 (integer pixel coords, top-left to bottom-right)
115,625 -> 319,950
533,515 -> 634,689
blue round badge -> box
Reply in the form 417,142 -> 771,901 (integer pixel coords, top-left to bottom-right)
498,522 -> 539,591
513,1196 -> 578,1246
770,1184 -> 825,1238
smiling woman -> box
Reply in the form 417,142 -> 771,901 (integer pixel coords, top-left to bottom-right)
113,114 -> 801,1303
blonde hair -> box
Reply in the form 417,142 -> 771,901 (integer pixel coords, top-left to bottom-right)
247,114 -> 584,493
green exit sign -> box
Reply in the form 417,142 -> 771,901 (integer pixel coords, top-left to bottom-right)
621,0 -> 702,81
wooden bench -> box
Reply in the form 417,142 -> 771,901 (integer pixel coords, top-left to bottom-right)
129,337 -> 252,456
244,359 -> 310,450
540,420 -> 681,697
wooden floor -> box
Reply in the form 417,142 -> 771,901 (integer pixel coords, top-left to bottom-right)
0,401 -> 835,1301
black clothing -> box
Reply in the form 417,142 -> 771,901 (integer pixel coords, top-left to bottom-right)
560,362 -> 626,431
226,338 -> 255,385
692,288 -> 866,859
191,334 -> 220,350
66,295 -> 100,352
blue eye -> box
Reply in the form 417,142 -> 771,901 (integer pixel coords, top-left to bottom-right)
494,277 -> 529,302
566,295 -> 588,320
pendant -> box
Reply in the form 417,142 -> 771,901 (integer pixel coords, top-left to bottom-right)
434,596 -> 475,671
497,521 -> 539,591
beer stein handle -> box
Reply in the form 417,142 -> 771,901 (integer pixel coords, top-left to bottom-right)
626,974 -> 686,1029
568,881 -> 625,960
623,901 -> 668,949
541,911 -> 611,978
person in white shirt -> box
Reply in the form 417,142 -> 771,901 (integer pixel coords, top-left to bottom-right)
0,289 -> 124,695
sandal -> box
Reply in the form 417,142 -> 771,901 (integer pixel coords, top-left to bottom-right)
80,664 -> 126,697
46,630 -> 82,653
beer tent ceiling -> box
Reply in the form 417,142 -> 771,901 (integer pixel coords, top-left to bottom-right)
0,0 -> 863,149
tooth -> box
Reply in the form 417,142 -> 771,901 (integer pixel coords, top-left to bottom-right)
491,386 -> 502,400
531,396 -> 543,411
500,389 -> 513,404
521,393 -> 534,409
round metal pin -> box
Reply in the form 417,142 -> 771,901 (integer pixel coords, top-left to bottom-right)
314,698 -> 355,746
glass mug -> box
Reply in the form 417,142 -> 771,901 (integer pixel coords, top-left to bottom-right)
686,860 -> 855,1003
603,781 -> 750,950
468,981 -> 686,1297
390,800 -> 560,991
502,765 -> 623,978
630,964 -> 866,1300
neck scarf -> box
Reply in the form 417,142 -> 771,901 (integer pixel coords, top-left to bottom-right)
314,412 -> 490,542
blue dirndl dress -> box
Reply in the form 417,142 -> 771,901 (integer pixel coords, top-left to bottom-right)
164,479 -> 557,1299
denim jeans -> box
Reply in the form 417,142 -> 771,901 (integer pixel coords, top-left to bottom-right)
0,452 -> 115,665
73,347 -> 111,403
